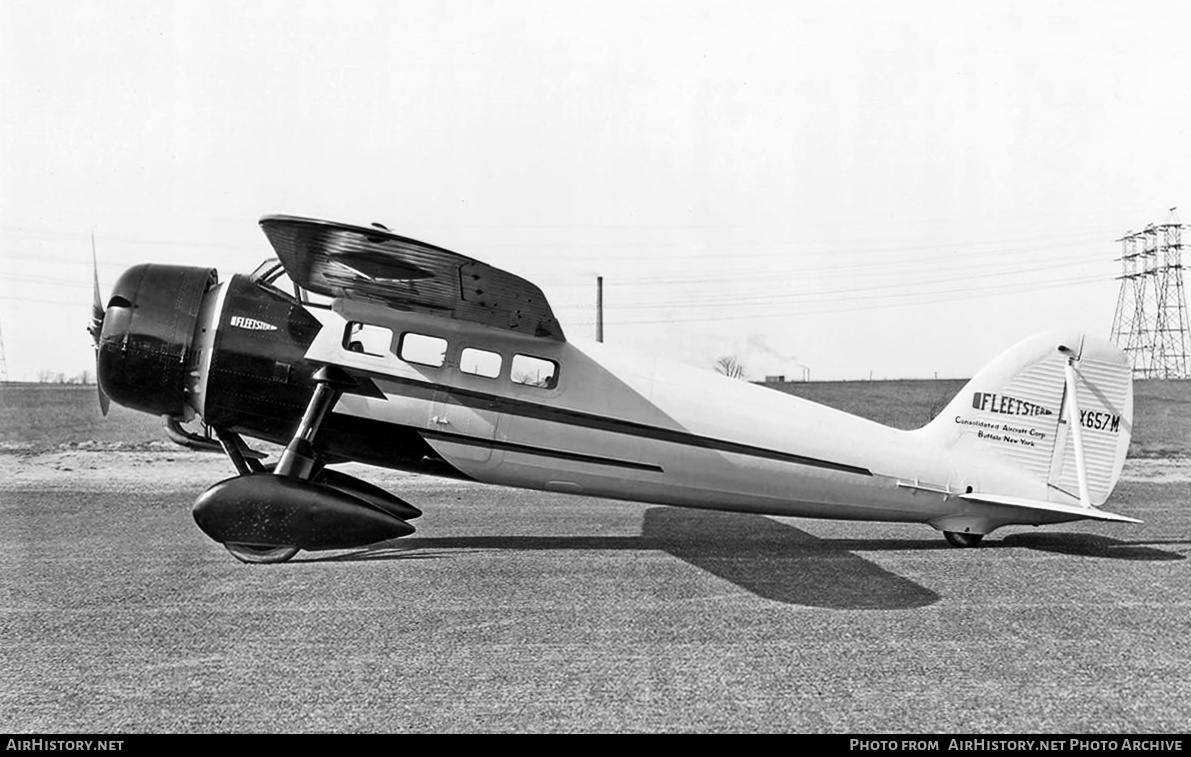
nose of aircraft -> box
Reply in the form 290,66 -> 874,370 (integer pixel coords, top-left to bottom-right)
95,263 -> 218,417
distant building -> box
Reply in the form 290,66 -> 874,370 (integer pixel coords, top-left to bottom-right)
763,375 -> 786,383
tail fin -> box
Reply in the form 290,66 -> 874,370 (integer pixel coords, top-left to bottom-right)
920,330 -> 1132,507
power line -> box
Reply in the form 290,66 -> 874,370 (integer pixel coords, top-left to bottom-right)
552,256 -> 1106,312
537,243 -> 1106,288
598,273 -> 1107,325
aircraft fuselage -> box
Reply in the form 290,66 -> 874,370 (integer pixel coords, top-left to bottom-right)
174,272 -> 1077,532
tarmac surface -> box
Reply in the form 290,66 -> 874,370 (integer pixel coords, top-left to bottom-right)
1,451 -> 1188,733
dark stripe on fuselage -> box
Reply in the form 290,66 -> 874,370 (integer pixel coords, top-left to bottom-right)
420,428 -> 665,473
348,370 -> 872,477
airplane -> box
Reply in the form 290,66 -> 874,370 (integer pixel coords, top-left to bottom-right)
88,215 -> 1139,564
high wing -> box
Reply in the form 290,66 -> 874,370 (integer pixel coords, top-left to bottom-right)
259,215 -> 565,341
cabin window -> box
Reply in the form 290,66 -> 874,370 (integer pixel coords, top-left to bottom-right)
511,354 -> 559,389
399,332 -> 448,368
460,347 -> 502,379
343,322 -> 394,357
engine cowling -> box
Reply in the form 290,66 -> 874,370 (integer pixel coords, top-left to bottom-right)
96,264 -> 217,417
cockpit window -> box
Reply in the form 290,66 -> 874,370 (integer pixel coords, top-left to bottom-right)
251,258 -> 331,306
250,258 -> 285,283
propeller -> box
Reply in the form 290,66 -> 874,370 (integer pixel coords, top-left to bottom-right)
88,234 -> 110,416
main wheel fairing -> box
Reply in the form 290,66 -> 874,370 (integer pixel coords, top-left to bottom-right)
193,473 -> 415,551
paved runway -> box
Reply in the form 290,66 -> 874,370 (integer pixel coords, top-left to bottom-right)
1,453 -> 1188,733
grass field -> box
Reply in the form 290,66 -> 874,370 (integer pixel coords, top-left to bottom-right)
2,378 -> 1189,457
0,383 -> 166,448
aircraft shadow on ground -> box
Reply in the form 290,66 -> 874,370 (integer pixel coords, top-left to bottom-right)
306,507 -> 941,610
639,508 -> 940,610
301,506 -> 1190,605
995,532 -> 1188,561
812,534 -> 1187,561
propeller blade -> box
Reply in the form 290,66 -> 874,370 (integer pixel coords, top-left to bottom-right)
88,235 -> 104,345
89,233 -> 110,416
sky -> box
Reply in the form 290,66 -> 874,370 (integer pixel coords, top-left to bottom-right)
2,0 -> 1190,383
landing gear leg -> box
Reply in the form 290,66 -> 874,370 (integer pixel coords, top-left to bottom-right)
273,366 -> 354,480
212,427 -> 265,475
215,366 -> 355,564
944,531 -> 984,548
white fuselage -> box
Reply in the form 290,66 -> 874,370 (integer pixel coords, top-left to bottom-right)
295,302 -> 1064,532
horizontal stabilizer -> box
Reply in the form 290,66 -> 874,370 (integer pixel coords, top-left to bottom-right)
960,492 -> 1142,524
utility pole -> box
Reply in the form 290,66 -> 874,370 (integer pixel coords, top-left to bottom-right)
1110,208 -> 1190,378
0,313 -> 7,382
596,275 -> 604,343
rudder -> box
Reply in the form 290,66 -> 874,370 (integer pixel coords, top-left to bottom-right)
920,330 -> 1132,507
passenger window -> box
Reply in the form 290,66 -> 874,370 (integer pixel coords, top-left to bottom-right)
343,322 -> 394,357
511,354 -> 559,389
460,348 -> 502,379
399,332 -> 448,368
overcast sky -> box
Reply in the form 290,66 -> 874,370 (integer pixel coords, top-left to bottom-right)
2,0 -> 1189,383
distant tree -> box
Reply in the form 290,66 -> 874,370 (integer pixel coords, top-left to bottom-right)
714,355 -> 746,380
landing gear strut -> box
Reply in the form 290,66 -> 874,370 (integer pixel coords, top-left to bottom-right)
272,366 -> 355,481
944,531 -> 984,548
211,366 -> 355,565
